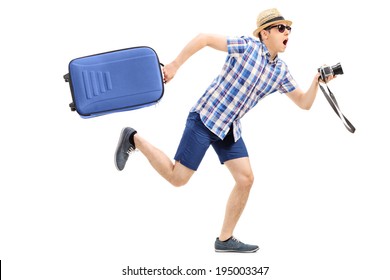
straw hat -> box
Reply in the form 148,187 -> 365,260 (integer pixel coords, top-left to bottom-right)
253,8 -> 292,37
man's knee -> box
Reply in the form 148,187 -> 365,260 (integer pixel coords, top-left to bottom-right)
169,162 -> 194,187
237,173 -> 254,190
169,177 -> 190,187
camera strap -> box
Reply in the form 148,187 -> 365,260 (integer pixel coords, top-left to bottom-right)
318,79 -> 356,133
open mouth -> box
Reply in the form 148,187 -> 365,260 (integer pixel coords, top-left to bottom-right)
283,39 -> 288,46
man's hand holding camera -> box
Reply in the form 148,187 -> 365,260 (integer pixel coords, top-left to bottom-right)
317,63 -> 343,83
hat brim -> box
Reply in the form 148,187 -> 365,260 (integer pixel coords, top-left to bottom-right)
253,19 -> 292,37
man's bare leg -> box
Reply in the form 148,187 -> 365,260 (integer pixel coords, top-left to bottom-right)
219,157 -> 254,241
134,134 -> 195,187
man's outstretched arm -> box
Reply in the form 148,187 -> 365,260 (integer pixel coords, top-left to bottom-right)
163,33 -> 228,83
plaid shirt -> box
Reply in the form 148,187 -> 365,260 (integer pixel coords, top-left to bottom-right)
191,36 -> 298,141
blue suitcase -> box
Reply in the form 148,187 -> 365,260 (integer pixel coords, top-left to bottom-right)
64,46 -> 164,118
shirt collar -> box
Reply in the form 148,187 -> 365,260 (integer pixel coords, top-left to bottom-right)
261,42 -> 278,64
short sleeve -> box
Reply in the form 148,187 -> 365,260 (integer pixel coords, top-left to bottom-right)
278,69 -> 298,94
227,36 -> 248,57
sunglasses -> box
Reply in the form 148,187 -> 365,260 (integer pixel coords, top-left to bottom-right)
266,24 -> 292,33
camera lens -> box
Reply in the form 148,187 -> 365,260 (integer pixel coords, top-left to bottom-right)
332,63 -> 343,76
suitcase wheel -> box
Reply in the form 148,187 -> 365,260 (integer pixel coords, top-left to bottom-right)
69,102 -> 76,111
63,73 -> 70,82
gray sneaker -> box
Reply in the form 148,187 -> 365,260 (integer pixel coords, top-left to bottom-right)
215,236 -> 259,253
114,127 -> 137,171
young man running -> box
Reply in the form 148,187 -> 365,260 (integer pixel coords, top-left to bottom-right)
115,8 -> 334,253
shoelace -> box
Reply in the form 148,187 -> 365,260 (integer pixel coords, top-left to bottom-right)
231,236 -> 242,243
126,146 -> 135,155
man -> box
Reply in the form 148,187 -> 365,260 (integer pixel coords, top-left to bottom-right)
114,8 -> 334,253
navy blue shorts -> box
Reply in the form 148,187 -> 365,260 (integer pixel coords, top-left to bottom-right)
174,112 -> 248,171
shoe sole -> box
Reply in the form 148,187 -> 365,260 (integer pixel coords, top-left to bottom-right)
114,127 -> 128,171
215,247 -> 259,253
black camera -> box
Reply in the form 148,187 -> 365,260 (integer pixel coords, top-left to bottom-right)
318,63 -> 343,81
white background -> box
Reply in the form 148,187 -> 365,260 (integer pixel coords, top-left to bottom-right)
1,0 -> 389,279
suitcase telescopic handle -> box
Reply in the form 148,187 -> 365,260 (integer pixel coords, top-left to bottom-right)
63,73 -> 76,111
